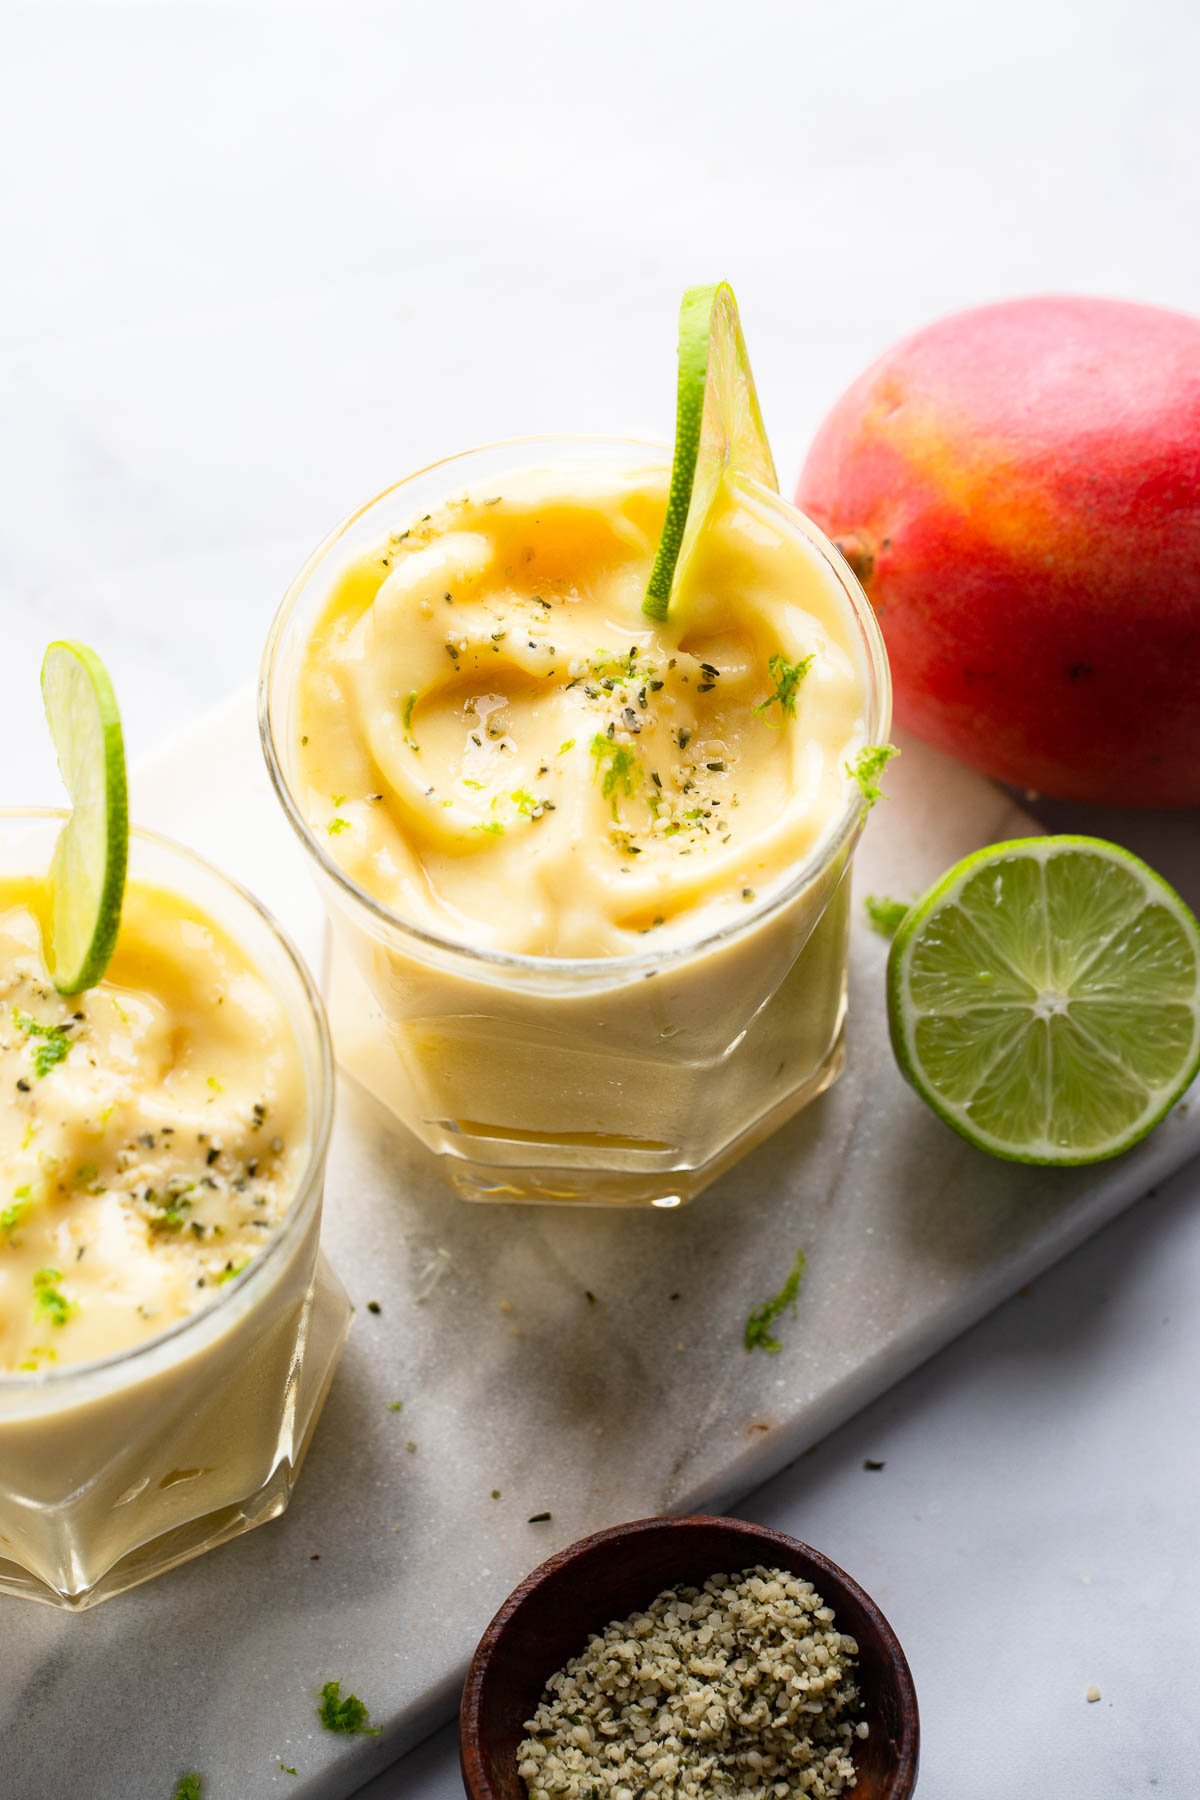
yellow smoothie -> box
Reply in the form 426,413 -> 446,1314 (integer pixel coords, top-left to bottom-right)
265,441 -> 889,1206
0,878 -> 306,1372
294,462 -> 867,955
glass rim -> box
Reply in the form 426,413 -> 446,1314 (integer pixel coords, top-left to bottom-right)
258,433 -> 892,982
0,809 -> 335,1392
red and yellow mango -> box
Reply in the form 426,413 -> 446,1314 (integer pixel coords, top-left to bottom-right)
798,296 -> 1200,805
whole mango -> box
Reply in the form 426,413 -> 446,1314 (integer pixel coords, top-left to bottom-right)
797,296 -> 1200,805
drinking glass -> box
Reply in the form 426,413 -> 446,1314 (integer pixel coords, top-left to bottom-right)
0,814 -> 350,1608
261,439 -> 890,1207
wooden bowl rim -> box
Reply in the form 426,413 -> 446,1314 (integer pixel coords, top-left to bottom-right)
460,1512 -> 920,1800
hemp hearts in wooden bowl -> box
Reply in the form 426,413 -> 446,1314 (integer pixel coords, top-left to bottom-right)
460,1515 -> 919,1800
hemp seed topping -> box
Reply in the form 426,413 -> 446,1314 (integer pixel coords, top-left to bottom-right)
518,1565 -> 867,1800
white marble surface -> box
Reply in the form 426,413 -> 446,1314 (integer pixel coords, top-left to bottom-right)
2,695 -> 1196,1800
1,2 -> 1198,1797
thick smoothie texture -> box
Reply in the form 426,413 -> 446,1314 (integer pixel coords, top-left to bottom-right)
293,462 -> 870,955
0,877 -> 306,1372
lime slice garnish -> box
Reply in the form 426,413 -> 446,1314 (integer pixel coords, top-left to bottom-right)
643,282 -> 778,620
887,836 -> 1200,1165
40,640 -> 129,995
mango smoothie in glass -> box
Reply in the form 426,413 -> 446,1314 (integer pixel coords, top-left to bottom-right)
261,439 -> 889,1207
0,814 -> 349,1608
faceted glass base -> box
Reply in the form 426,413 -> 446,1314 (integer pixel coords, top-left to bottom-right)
440,1030 -> 846,1206
328,922 -> 849,1207
0,1255 -> 351,1611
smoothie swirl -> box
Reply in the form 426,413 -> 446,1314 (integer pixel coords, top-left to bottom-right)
292,461 -> 871,956
0,877 -> 307,1372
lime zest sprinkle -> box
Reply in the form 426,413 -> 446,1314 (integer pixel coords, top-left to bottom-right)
475,820 -> 505,836
1,1188 -> 32,1234
511,788 -> 552,819
13,1009 -> 73,1078
744,1249 -> 808,1354
328,817 -> 350,836
33,1035 -> 70,1078
33,1267 -> 73,1328
590,647 -> 645,684
557,739 -> 575,755
402,690 -> 418,746
216,1257 -> 250,1285
590,735 -> 640,817
864,894 -> 910,939
317,1680 -> 382,1736
149,1192 -> 191,1235
754,653 -> 814,724
848,743 -> 899,811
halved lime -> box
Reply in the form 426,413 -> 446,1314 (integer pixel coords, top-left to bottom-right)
40,641 -> 128,994
643,282 -> 778,620
887,836 -> 1200,1165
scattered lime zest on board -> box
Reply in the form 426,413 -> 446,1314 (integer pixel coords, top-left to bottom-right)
643,283 -> 778,621
864,895 -> 910,939
317,1680 -> 382,1736
744,1249 -> 808,1353
40,640 -> 129,995
887,836 -> 1200,1165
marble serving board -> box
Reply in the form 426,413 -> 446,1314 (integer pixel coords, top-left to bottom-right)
4,689 -> 1199,1800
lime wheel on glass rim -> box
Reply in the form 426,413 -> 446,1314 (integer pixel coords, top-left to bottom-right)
40,639 -> 129,994
643,281 -> 778,620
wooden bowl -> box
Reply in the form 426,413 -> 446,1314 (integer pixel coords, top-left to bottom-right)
461,1514 -> 919,1800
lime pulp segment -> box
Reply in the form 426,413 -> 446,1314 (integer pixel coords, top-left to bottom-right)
643,282 -> 778,620
887,836 -> 1200,1165
40,640 -> 129,994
